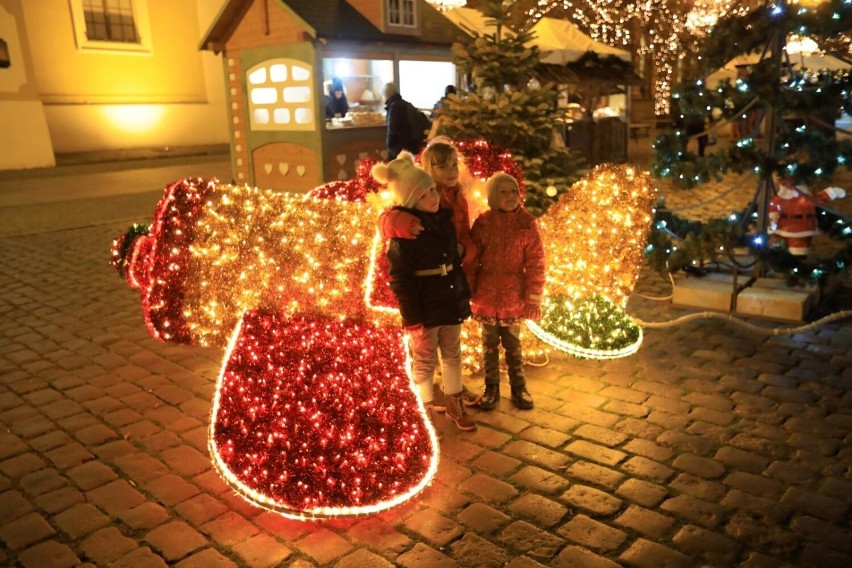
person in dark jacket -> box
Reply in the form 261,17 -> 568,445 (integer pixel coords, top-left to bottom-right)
325,77 -> 349,119
382,82 -> 421,159
371,151 -> 476,433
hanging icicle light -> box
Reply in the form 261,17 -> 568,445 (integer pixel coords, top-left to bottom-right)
425,0 -> 467,11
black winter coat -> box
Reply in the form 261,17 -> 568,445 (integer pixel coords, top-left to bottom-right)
387,207 -> 471,328
385,93 -> 419,160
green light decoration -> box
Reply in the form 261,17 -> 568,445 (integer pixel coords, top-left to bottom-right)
526,294 -> 643,360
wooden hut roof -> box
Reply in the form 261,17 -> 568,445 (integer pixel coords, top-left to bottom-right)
201,0 -> 467,52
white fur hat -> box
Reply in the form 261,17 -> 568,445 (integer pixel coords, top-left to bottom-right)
371,151 -> 434,208
484,172 -> 520,210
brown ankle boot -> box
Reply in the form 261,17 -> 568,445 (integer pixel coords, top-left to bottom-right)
424,402 -> 442,440
445,392 -> 477,431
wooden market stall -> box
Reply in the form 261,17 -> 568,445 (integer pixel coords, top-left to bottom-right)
200,0 -> 466,192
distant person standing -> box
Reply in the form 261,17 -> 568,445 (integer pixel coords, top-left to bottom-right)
432,85 -> 457,118
325,77 -> 349,119
382,82 -> 425,159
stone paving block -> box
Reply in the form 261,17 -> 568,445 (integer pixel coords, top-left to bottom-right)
620,456 -> 674,483
661,494 -> 726,529
79,526 -> 138,565
0,453 -> 46,478
450,531 -> 511,567
403,508 -> 463,547
145,520 -> 208,562
517,426 -> 570,450
55,503 -> 110,538
230,533 -> 292,568
618,538 -> 692,568
724,471 -> 784,499
506,556 -> 548,568
104,409 -> 146,430
503,440 -> 570,470
113,452 -> 170,483
346,517 -> 412,556
465,425 -> 513,450
508,494 -> 568,528
621,438 -> 673,462
472,411 -> 530,434
559,484 -> 622,516
524,409 -> 583,433
614,505 -> 674,539
819,476 -> 852,506
144,473 -> 200,507
87,479 -> 147,516
564,440 -> 625,467
790,515 -> 852,555
672,453 -> 726,479
573,424 -> 628,447
0,490 -> 34,525
44,442 -> 94,469
613,417 -> 663,440
17,541 -> 78,568
657,430 -> 715,456
457,502 -> 511,535
201,511 -> 260,548
614,478 -> 668,508
646,411 -> 690,430
174,494 -> 229,526
557,514 -> 626,552
565,460 -> 624,489
602,399 -> 649,418
499,520 -> 563,561
471,450 -> 522,476
0,511 -> 56,549
160,446 -> 210,477
172,547 -> 236,568
418,483 -> 470,514
669,472 -> 725,502
672,524 -> 742,565
715,445 -> 770,474
780,486 -> 848,523
294,527 -> 354,565
459,473 -> 517,504
556,403 -> 619,428
20,467 -> 68,496
33,486 -> 84,514
29,430 -> 73,453
67,460 -> 117,491
396,542 -> 457,568
118,502 -> 172,531
439,437 -> 484,463
551,545 -> 621,568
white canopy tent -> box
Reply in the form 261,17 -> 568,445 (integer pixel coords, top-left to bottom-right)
527,17 -> 630,65
440,7 -> 516,38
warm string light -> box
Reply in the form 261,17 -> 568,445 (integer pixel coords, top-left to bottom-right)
208,311 -> 438,520
531,164 -> 654,358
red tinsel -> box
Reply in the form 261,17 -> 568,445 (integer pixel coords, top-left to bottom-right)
210,311 -> 435,518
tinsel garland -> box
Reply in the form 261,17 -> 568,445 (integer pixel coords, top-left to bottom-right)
209,311 -> 436,519
645,205 -> 852,287
111,223 -> 150,282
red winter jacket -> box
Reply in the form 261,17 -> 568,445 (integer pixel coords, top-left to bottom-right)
469,207 -> 546,320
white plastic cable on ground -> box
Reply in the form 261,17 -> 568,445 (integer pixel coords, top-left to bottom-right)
632,309 -> 852,334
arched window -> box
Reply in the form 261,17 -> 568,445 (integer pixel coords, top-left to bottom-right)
247,59 -> 315,132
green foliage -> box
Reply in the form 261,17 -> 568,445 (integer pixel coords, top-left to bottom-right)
645,205 -> 852,287
540,294 -> 641,353
440,0 -> 584,215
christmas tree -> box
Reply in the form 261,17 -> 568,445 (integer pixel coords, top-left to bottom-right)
437,0 -> 584,215
649,0 -> 852,286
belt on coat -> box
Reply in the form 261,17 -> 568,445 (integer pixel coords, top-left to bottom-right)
413,263 -> 453,277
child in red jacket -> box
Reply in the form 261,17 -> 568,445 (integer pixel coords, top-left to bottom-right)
469,173 -> 546,410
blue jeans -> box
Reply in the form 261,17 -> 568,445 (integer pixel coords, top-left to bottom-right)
482,323 -> 525,388
410,325 -> 463,403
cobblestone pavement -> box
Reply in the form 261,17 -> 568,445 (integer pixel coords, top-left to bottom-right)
1,145 -> 850,567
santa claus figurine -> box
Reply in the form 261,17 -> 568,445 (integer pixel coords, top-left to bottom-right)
768,175 -> 846,256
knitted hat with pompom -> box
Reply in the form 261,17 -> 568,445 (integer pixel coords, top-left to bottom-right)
371,152 -> 434,208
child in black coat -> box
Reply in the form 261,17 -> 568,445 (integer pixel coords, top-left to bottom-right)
372,152 -> 476,432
